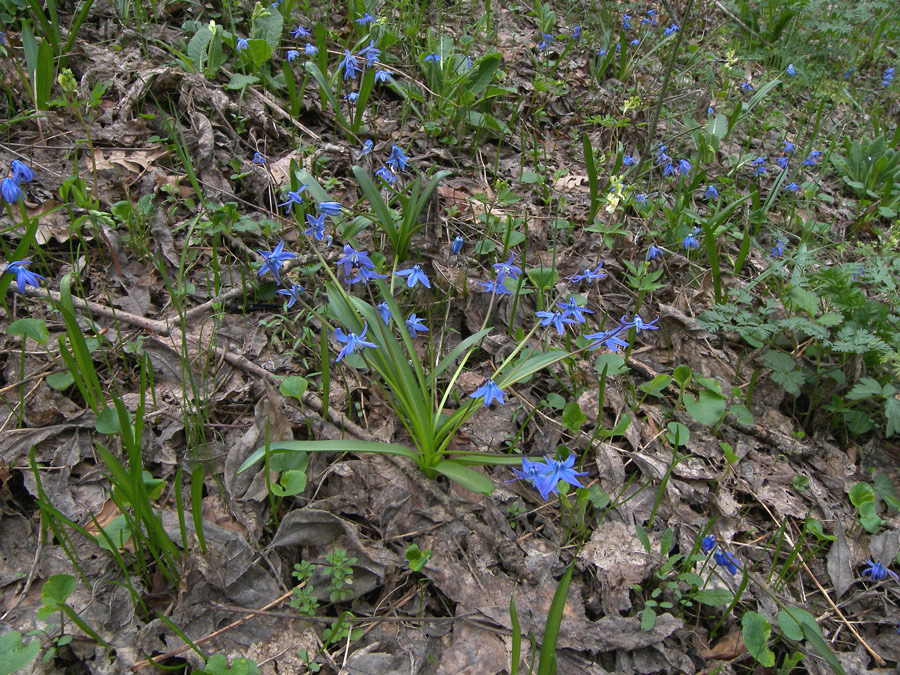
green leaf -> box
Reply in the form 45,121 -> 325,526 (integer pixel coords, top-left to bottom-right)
95,407 -> 121,434
238,440 -> 419,475
7,318 -> 49,344
252,6 -> 283,51
741,611 -> 775,667
41,574 -> 76,609
433,460 -> 494,495
799,619 -> 846,675
0,630 -> 41,675
96,514 -> 133,551
858,501 -> 885,532
279,376 -> 309,401
874,473 -> 900,511
640,607 -> 657,631
635,524 -> 651,554
639,374 -> 672,397
763,349 -> 795,373
666,422 -> 689,447
787,285 -> 819,317
536,562 -> 574,675
684,389 -> 726,426
465,53 -> 500,96
187,23 -> 213,72
561,401 -> 586,433
495,350 -> 568,389
847,377 -> 884,401
594,353 -> 628,376
885,396 -> 900,437
673,365 -> 692,388
525,266 -> 558,290
271,469 -> 308,497
243,39 -> 271,64
46,371 -> 76,391
225,73 -> 260,90
848,482 -> 875,507
730,403 -> 754,426
776,607 -> 816,641
693,588 -> 733,607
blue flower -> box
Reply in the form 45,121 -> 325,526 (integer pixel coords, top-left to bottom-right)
622,14 -> 632,30
344,92 -> 359,103
663,23 -> 679,36
358,40 -> 381,67
424,52 -> 440,63
386,145 -> 409,172
701,534 -> 716,554
802,150 -> 822,166
334,322 -> 378,362
374,70 -> 392,84
469,378 -> 505,407
771,238 -> 785,258
336,244 -> 375,277
236,37 -> 249,52
844,66 -> 856,79
445,236 -> 462,255
0,31 -> 5,46
623,154 -> 636,166
257,240 -> 296,284
2,177 -> 23,203
882,67 -> 894,87
405,313 -> 429,338
355,12 -> 376,24
646,245 -> 663,261
585,326 -> 630,352
782,140 -> 795,154
707,106 -> 714,116
683,227 -> 701,251
630,38 -> 640,46
305,212 -> 326,240
4,260 -> 46,294
775,157 -> 789,170
624,314 -> 660,333
557,297 -> 593,323
740,82 -> 754,92
276,284 -> 305,308
572,25 -> 581,39
252,152 -> 267,165
677,159 -> 692,175
291,25 -> 311,38
346,267 -> 388,285
375,166 -> 396,185
277,186 -> 307,211
540,455 -> 588,498
476,279 -> 512,295
751,156 -> 767,177
662,161 -> 676,177
785,182 -> 801,193
10,160 -> 34,184
286,49 -> 300,62
714,549 -> 741,575
633,192 -> 648,204
339,50 -> 360,80
396,263 -> 431,289
536,310 -> 575,335
507,458 -> 554,498
704,184 -> 719,200
316,201 -> 341,217
305,44 -> 318,57
493,253 -> 522,284
862,558 -> 899,582
376,302 -> 391,326
567,263 -> 606,283
786,63 -> 796,76
360,139 -> 374,156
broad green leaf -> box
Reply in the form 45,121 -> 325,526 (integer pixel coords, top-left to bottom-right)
95,407 -> 121,434
673,365 -> 692,388
693,589 -> 733,607
639,374 -> 672,397
41,574 -> 76,608
225,73 -> 260,90
885,397 -> 900,437
561,401 -> 586,433
799,619 -> 846,675
684,389 -> 726,426
465,53 -> 500,96
847,377 -> 884,401
7,318 -> 49,344
279,376 -> 309,401
741,611 -> 775,667
0,630 -> 41,675
666,422 -> 689,447
640,607 -> 656,631
238,440 -> 419,475
594,353 -> 628,376
874,473 -> 900,511
858,501 -> 885,532
47,371 -> 75,391
252,7 -> 283,51
433,460 -> 494,494
97,515 -> 133,551
270,469 -> 307,497
635,524 -> 651,553
730,403 -> 754,426
243,39 -> 271,65
848,482 -> 874,507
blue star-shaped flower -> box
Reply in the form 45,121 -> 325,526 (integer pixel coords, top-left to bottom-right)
567,263 -> 606,283
277,186 -> 307,212
286,49 -> 299,62
423,52 -> 440,63
701,534 -> 717,554
771,238 -> 786,259
252,152 -> 267,165
276,284 -> 304,309
557,297 -> 593,323
785,182 -> 801,193
358,40 -> 381,67
334,322 -> 378,362
355,12 -> 376,24
862,558 -> 899,582
376,302 -> 391,326
305,44 -> 318,56
405,313 -> 429,338
396,263 -> 430,289
622,314 -> 660,334
683,228 -> 700,251
536,310 -> 575,335
291,25 -> 311,38
4,260 -> 46,294
374,70 -> 392,84
257,240 -> 296,285
1,177 -> 23,204
493,253 -> 522,284
346,267 -> 387,285
336,245 -> 375,277
476,279 -> 512,295
507,458 -> 556,500
539,455 -> 588,498
585,326 -> 629,352
386,146 -> 409,172
10,160 -> 34,184
339,50 -> 360,80
375,166 -> 396,185
451,236 -> 464,254
304,212 -> 326,240
646,245 -> 663,261
469,378 -> 505,407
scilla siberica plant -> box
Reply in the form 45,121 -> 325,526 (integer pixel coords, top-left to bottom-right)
239,155 -> 661,495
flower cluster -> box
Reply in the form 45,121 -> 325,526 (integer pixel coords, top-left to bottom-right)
701,535 -> 741,575
883,67 -> 895,88
508,455 -> 588,500
862,558 -> 899,582
2,160 -> 36,205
